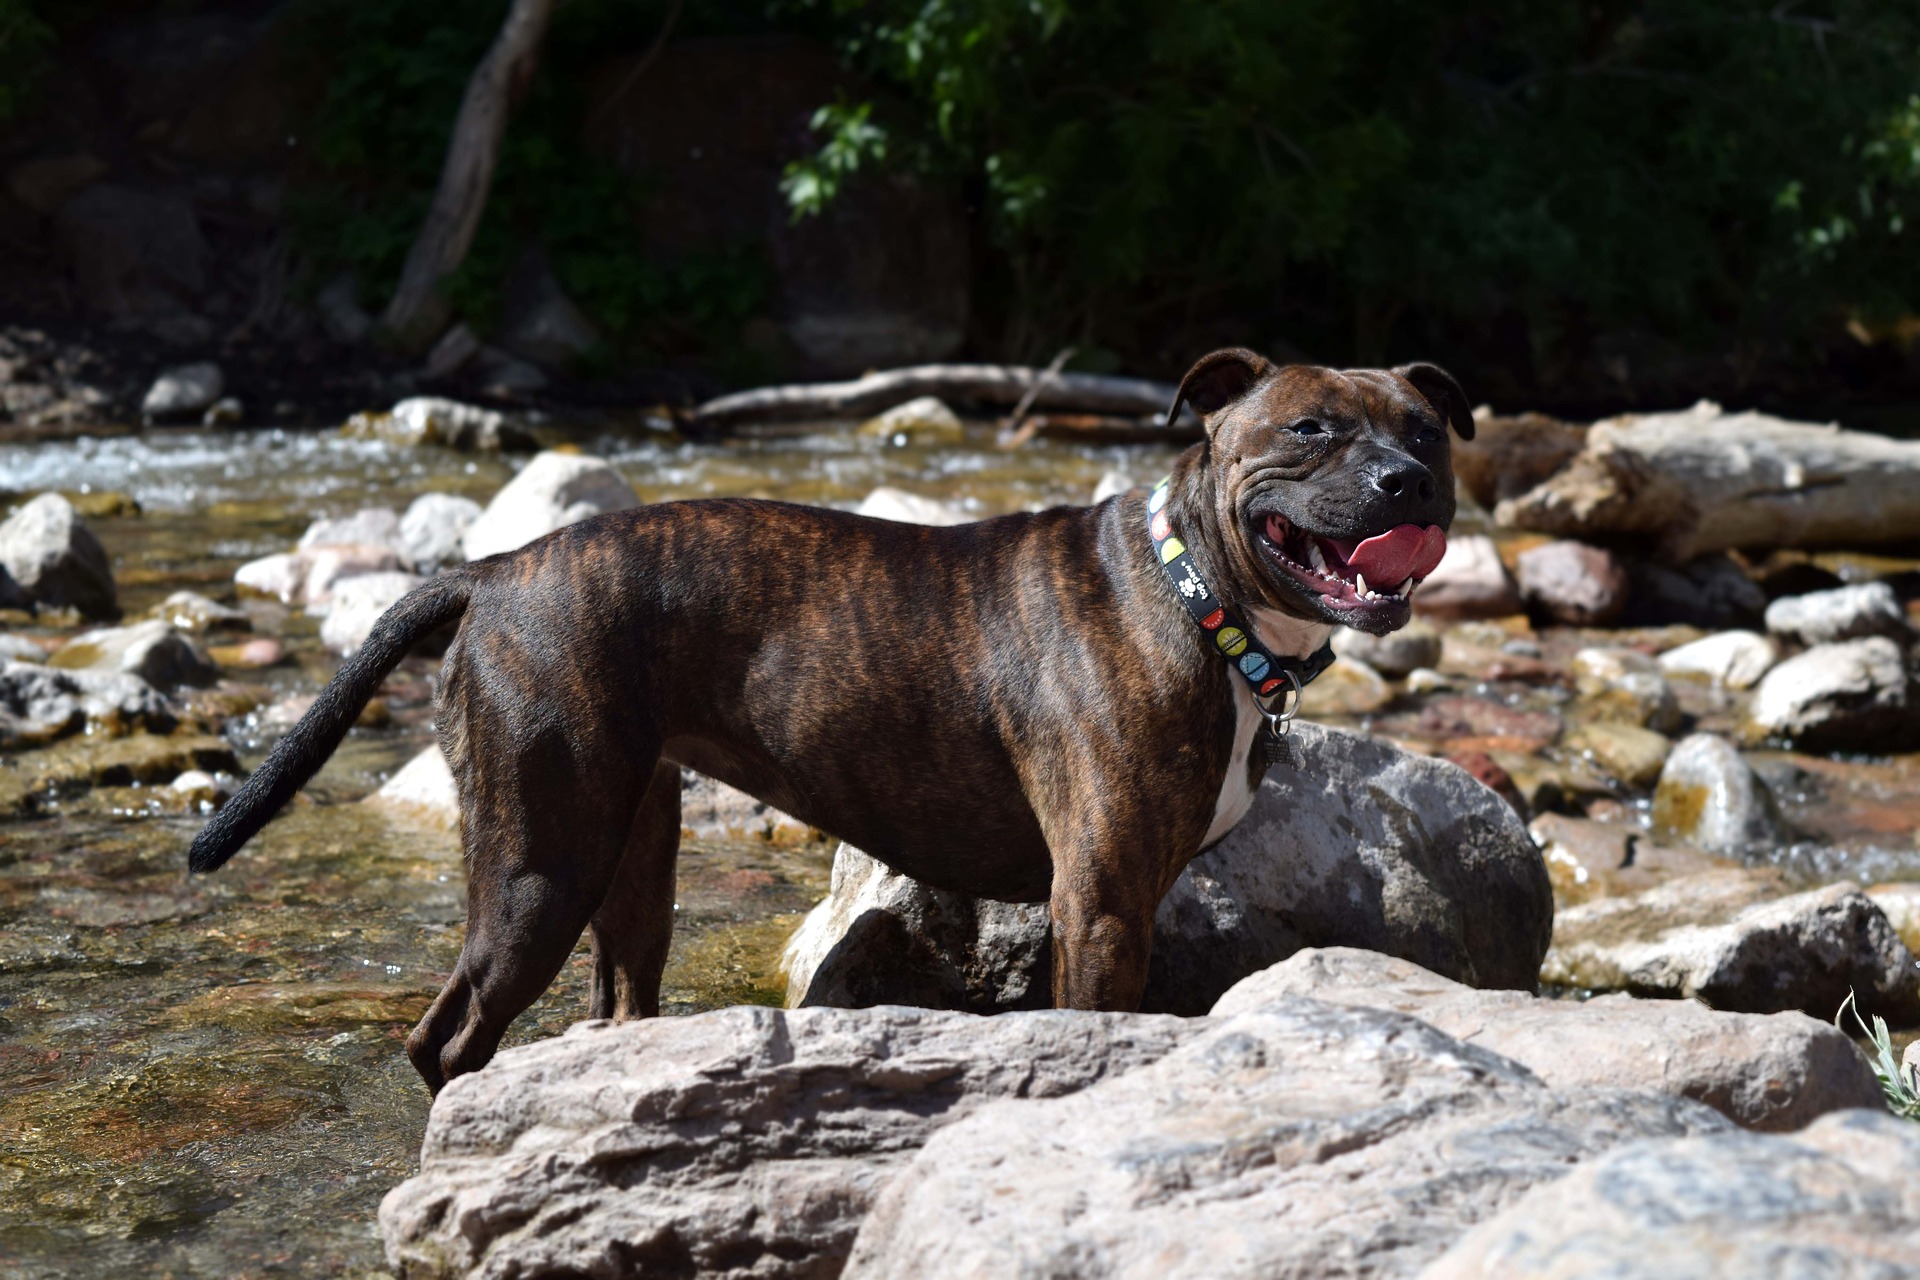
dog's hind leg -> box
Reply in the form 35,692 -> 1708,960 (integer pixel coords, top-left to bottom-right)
406,728 -> 662,1094
587,759 -> 681,1020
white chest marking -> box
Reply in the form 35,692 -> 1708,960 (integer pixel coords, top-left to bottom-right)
1202,678 -> 1263,847
1200,607 -> 1334,847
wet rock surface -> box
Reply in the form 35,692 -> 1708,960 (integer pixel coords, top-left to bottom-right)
1651,732 -> 1788,857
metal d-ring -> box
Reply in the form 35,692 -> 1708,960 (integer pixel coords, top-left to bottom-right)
1258,668 -> 1304,736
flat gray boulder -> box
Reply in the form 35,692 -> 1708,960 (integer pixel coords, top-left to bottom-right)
379,1004 -> 1200,1280
842,999 -> 1725,1280
1214,947 -> 1881,1132
1425,1109 -> 1920,1279
1543,869 -> 1920,1021
1,660 -> 171,748
784,722 -> 1553,1014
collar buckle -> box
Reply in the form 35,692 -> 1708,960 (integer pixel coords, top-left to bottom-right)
1256,667 -> 1304,736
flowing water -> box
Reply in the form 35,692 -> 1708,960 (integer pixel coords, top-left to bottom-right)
0,421 -> 1185,1277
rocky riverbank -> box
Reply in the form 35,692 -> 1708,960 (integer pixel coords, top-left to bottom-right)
5,394 -> 1920,1276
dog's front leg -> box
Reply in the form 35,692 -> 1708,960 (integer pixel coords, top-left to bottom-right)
1040,786 -> 1199,1010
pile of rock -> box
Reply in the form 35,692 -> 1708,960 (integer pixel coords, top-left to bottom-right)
380,946 -> 1903,1280
232,448 -> 640,655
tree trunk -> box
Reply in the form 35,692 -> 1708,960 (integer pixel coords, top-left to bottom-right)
379,0 -> 559,352
1494,400 -> 1920,559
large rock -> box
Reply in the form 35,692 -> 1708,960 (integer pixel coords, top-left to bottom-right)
400,493 -> 482,573
462,451 -> 641,560
368,397 -> 534,452
1212,947 -> 1881,1132
140,361 -> 224,423
1657,629 -> 1778,689
1764,580 -> 1910,645
1516,539 -> 1630,625
1412,533 -> 1522,619
1743,636 -> 1915,751
1528,812 -> 1731,906
1425,1110 -> 1920,1279
1543,869 -> 1920,1021
379,1004 -> 1200,1280
0,493 -> 118,619
784,722 -> 1554,1015
47,619 -> 215,691
0,661 -> 172,748
316,571 -> 424,657
784,845 -> 1052,1012
842,999 -> 1724,1280
152,589 -> 250,634
1651,733 -> 1788,857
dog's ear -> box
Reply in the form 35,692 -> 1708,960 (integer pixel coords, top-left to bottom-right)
1168,348 -> 1275,429
1393,362 -> 1475,441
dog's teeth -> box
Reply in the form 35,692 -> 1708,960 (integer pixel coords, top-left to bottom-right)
1307,542 -> 1328,573
1354,572 -> 1368,597
1395,579 -> 1415,598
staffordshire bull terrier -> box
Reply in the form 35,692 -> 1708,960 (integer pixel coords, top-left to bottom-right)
190,348 -> 1471,1092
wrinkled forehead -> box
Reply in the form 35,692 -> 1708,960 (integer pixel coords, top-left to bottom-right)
1243,366 -> 1426,425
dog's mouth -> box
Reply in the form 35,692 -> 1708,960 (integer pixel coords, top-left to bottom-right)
1253,514 -> 1446,629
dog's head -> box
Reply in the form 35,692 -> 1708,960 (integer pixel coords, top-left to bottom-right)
1170,348 -> 1472,636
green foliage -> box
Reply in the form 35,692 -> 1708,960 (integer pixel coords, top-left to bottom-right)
782,101 -> 890,217
1838,990 -> 1920,1121
785,0 -> 1920,368
0,0 -> 53,124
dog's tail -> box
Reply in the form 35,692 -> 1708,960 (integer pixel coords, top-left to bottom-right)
188,571 -> 475,874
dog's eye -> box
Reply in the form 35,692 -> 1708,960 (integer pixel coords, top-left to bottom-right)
1410,419 -> 1441,444
1286,419 -> 1325,436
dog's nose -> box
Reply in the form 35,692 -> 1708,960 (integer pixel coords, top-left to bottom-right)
1370,460 -> 1436,503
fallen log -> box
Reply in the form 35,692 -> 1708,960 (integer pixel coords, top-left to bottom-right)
1495,400 -> 1920,560
689,363 -> 1192,432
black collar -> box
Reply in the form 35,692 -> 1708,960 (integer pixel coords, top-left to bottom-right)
1148,475 -> 1335,733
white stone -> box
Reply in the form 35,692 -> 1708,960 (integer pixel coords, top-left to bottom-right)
363,746 -> 457,829
1764,580 -> 1909,645
462,451 -> 641,560
297,507 -> 405,557
1745,636 -> 1913,749
317,571 -> 424,656
1657,629 -> 1778,689
1651,733 -> 1786,856
1412,532 -> 1521,618
399,493 -> 481,573
1090,470 -> 1137,504
0,492 -> 117,618
851,486 -> 972,526
141,361 -> 224,421
51,619 -> 214,691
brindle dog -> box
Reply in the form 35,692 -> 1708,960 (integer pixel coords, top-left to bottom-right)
190,348 -> 1471,1092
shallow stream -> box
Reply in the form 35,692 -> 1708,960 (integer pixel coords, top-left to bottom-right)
0,422 -> 1181,1276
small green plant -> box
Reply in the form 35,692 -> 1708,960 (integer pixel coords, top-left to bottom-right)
1837,990 -> 1920,1121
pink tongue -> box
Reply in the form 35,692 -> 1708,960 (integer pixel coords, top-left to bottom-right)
1346,525 -> 1447,587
